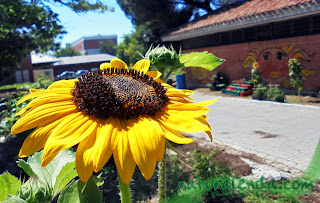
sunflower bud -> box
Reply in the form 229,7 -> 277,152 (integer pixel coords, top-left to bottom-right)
144,45 -> 179,67
18,176 -> 53,203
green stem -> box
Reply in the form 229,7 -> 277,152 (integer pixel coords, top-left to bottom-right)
118,174 -> 132,203
158,148 -> 166,202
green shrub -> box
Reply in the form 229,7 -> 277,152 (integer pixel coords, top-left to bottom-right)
251,63 -> 262,88
289,58 -> 303,96
188,150 -> 232,180
253,84 -> 267,100
267,87 -> 285,102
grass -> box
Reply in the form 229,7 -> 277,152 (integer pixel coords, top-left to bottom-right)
286,96 -> 304,104
0,82 -> 34,90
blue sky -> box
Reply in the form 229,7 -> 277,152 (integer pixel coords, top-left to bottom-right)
48,0 -> 134,48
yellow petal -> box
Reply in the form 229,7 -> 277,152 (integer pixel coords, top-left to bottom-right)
163,103 -> 209,118
196,99 -> 218,106
180,89 -> 193,96
47,80 -> 76,89
93,119 -> 114,172
100,62 -> 111,70
146,71 -> 162,80
205,131 -> 213,142
11,102 -> 77,135
110,58 -> 128,69
18,118 -> 62,158
156,112 -> 210,133
195,116 -> 213,141
16,95 -> 73,117
41,114 -> 97,167
17,89 -> 72,105
76,129 -> 97,183
165,88 -> 194,100
127,117 -> 159,180
161,124 -> 194,144
132,59 -> 150,73
113,126 -> 136,184
110,118 -> 121,151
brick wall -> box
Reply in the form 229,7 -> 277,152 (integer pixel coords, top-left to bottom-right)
72,41 -> 85,52
85,39 -> 117,49
183,34 -> 320,91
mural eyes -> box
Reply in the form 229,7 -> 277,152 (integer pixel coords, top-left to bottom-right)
276,52 -> 285,60
263,53 -> 271,61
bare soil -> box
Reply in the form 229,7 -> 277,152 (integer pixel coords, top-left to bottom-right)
171,140 -> 320,203
172,142 -> 252,178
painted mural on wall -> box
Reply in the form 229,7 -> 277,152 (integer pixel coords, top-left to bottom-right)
241,43 -> 315,88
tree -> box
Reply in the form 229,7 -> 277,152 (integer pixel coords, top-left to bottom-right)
100,41 -> 117,55
0,0 -> 112,69
117,0 -> 246,44
116,25 -> 148,65
117,0 -> 193,44
171,0 -> 246,13
54,47 -> 81,57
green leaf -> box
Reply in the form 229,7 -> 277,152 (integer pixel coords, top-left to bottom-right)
2,195 -> 28,203
26,149 -> 75,187
17,160 -> 35,177
179,52 -> 225,71
53,162 -> 78,196
57,176 -> 102,203
0,172 -> 22,201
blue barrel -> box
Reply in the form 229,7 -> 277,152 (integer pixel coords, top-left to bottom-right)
176,74 -> 186,89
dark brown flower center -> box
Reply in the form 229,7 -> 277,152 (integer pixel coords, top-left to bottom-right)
72,68 -> 169,119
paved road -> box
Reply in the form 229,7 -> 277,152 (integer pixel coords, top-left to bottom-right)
191,93 -> 320,171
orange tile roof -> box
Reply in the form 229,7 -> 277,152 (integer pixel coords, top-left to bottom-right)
165,0 -> 315,39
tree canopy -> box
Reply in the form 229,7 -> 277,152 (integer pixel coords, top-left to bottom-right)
0,0 -> 111,68
54,46 -> 81,57
116,24 -> 148,65
100,41 -> 117,56
117,0 -> 193,44
117,0 -> 246,43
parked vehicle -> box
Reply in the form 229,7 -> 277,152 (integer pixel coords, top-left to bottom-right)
75,69 -> 89,77
55,71 -> 76,80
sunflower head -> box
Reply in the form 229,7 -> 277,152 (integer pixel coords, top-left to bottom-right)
252,62 -> 259,69
12,58 -> 215,185
72,67 -> 168,119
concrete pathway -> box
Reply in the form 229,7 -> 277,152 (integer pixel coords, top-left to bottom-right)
191,93 -> 320,172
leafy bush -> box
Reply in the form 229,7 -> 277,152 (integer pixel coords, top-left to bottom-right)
267,87 -> 286,102
289,58 -> 303,96
188,150 -> 232,180
0,96 -> 27,138
166,155 -> 191,197
252,84 -> 267,100
251,63 -> 262,88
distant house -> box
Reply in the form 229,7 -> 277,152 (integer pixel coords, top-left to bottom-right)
162,0 -> 320,92
15,52 -> 116,83
69,35 -> 117,55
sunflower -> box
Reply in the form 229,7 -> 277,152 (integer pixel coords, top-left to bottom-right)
11,58 -> 216,184
252,62 -> 259,68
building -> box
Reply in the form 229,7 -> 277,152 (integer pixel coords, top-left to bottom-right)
69,35 -> 117,55
15,52 -> 116,83
162,0 -> 320,92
